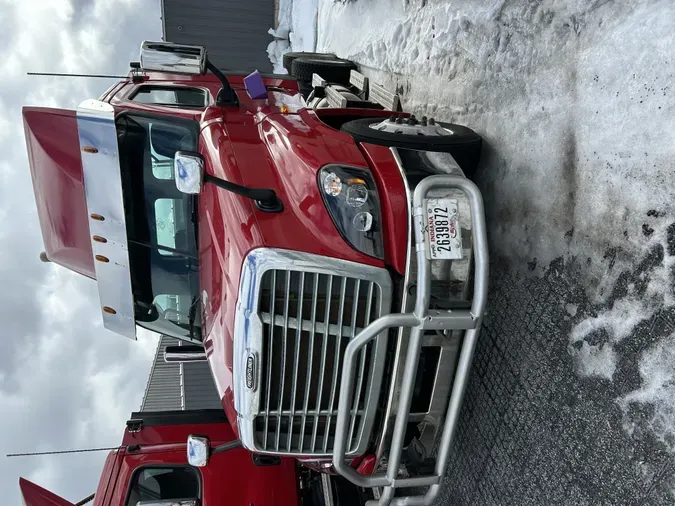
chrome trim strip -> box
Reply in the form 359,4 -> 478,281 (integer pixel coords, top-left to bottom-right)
346,280 -> 363,447
233,248 -> 392,457
77,99 -> 136,339
300,273 -> 320,452
323,276 -> 347,453
312,274 -> 332,452
288,272 -> 305,451
276,272 -> 291,451
374,147 -> 413,463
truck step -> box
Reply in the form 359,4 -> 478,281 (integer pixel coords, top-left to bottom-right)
349,70 -> 369,93
369,81 -> 401,111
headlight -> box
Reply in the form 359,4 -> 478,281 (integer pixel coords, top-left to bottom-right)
319,166 -> 384,259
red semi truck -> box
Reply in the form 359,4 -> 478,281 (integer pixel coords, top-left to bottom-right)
23,42 -> 488,504
19,409 -> 357,506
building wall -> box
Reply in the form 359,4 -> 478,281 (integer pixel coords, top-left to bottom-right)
140,335 -> 221,412
162,0 -> 275,73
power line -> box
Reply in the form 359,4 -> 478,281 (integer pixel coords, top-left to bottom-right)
6,446 -> 120,458
27,72 -> 127,79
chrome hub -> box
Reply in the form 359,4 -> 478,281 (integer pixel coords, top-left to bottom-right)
369,115 -> 453,136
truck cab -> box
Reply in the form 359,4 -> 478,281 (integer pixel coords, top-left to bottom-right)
20,410 -> 301,506
23,42 -> 489,504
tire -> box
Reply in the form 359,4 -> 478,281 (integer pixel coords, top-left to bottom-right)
341,117 -> 482,178
291,57 -> 357,86
283,51 -> 337,73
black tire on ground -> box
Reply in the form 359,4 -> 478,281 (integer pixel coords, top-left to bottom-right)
282,51 -> 337,73
341,117 -> 482,179
291,57 -> 357,86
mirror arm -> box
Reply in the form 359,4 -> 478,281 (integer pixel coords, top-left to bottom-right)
211,439 -> 242,456
203,173 -> 283,213
206,59 -> 239,106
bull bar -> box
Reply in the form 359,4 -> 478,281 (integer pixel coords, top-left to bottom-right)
332,175 -> 489,505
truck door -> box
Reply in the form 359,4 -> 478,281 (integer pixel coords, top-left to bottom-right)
116,410 -> 299,506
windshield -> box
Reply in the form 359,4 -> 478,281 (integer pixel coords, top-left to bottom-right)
116,113 -> 202,342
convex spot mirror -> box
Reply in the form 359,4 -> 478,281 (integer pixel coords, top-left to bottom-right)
174,151 -> 205,195
187,434 -> 211,467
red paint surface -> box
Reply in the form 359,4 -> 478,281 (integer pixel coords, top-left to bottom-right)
23,107 -> 95,278
19,478 -> 76,506
198,105 -> 388,420
116,420 -> 297,506
22,418 -> 299,506
358,143 -> 409,275
356,454 -> 378,475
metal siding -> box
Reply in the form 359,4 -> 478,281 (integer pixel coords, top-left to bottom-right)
163,0 -> 274,73
183,362 -> 223,410
141,336 -> 182,412
140,335 -> 222,412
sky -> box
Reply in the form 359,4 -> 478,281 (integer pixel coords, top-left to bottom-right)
0,1 -> 162,503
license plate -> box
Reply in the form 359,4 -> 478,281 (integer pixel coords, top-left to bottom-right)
424,198 -> 462,260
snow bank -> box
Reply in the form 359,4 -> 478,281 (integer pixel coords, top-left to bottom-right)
267,0 -> 319,73
318,0 -> 675,299
317,0 -> 675,453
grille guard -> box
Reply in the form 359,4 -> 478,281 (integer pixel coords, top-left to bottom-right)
332,175 -> 489,505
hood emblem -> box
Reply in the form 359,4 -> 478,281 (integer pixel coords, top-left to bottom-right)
246,353 -> 257,391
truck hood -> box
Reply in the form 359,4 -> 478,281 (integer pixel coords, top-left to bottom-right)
197,107 -> 384,422
19,478 -> 75,506
23,107 -> 94,278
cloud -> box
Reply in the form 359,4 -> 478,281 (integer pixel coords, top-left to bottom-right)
0,1 -> 161,504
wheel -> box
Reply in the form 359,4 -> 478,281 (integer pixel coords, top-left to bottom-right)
341,116 -> 482,179
291,57 -> 357,86
283,51 -> 337,73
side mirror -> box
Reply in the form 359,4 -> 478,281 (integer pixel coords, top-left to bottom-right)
174,151 -> 205,195
164,345 -> 207,363
187,435 -> 211,467
140,41 -> 207,75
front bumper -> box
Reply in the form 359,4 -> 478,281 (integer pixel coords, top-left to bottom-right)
331,173 -> 489,505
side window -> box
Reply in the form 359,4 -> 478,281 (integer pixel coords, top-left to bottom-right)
132,86 -> 208,108
126,467 -> 199,505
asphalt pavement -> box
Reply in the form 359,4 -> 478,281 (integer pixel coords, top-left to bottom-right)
437,251 -> 675,505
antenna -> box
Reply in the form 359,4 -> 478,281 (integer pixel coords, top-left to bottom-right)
75,493 -> 96,506
6,446 -> 120,457
27,72 -> 127,79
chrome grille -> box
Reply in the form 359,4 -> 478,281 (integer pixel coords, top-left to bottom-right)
255,269 -> 382,455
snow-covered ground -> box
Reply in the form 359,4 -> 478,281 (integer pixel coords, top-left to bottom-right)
299,0 -> 675,500
267,0 -> 320,72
